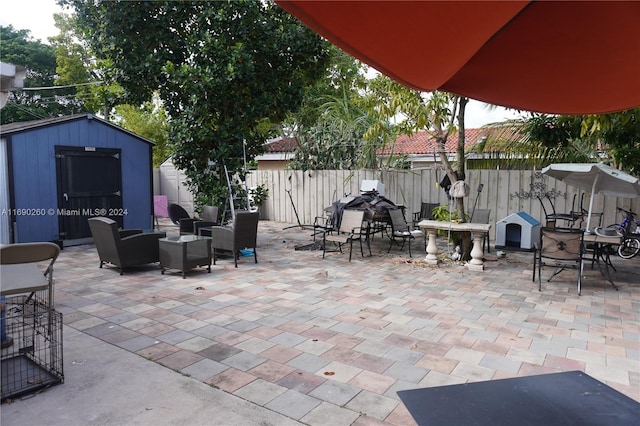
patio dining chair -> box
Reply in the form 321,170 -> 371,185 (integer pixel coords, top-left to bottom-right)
322,209 -> 368,261
207,211 -> 259,267
388,208 -> 423,257
537,194 -> 582,228
412,202 -> 439,228
412,202 -> 439,251
168,203 -> 198,235
470,208 -> 492,253
533,227 -> 585,294
313,211 -> 335,244
193,205 -> 220,235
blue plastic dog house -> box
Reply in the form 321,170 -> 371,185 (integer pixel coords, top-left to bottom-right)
495,211 -> 541,251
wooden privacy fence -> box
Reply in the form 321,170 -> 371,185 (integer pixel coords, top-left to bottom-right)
246,169 -> 640,242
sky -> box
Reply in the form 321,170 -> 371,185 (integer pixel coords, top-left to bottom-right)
1,0 -> 525,128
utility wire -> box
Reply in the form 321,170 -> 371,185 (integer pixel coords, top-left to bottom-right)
4,90 -> 101,106
18,81 -> 104,91
2,103 -> 48,120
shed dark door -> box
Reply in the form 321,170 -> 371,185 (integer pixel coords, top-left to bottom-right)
55,146 -> 123,240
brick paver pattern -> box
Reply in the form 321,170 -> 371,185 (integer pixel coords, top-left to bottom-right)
54,220 -> 640,425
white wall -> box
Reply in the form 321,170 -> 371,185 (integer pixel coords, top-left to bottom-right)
157,159 -> 194,217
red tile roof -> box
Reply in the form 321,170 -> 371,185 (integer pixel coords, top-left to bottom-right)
264,129 -> 489,155
377,128 -> 488,155
264,136 -> 299,153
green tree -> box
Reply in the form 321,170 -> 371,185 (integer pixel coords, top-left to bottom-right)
364,78 -> 473,257
476,109 -> 639,175
582,109 -> 640,175
364,78 -> 465,198
288,90 -> 377,170
0,25 -> 83,123
49,12 -> 120,117
66,0 -> 329,212
112,94 -> 170,168
285,46 -> 379,170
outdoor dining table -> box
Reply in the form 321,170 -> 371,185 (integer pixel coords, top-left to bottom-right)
582,232 -> 621,291
418,220 -> 492,271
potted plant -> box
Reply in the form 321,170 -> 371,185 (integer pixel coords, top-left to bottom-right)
431,205 -> 470,245
249,184 -> 269,219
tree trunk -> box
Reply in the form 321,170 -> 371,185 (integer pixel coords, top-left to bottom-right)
456,97 -> 472,261
460,232 -> 472,262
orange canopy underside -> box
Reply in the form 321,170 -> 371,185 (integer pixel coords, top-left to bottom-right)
276,1 -> 640,114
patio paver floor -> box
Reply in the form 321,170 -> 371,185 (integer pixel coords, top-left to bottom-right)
53,219 -> 640,425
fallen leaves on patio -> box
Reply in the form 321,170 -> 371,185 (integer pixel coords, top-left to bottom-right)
323,371 -> 335,376
389,253 -> 474,269
195,286 -> 205,290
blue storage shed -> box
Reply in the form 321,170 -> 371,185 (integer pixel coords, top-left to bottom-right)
0,114 -> 154,246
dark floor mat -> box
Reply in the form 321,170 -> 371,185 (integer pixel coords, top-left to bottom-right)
398,371 -> 640,426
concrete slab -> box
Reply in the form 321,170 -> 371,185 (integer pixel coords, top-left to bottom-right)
1,327 -> 300,426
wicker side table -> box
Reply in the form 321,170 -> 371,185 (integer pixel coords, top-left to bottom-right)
159,235 -> 212,278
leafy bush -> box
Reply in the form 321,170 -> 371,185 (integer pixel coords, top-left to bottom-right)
431,205 -> 470,243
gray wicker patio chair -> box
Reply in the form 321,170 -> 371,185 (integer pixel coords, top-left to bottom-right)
208,211 -> 259,267
193,205 -> 220,235
88,217 -> 165,274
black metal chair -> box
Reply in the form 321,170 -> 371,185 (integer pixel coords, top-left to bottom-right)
575,194 -> 603,232
470,208 -> 491,253
412,202 -> 439,251
413,202 -> 439,228
537,194 -> 582,228
533,227 -> 585,294
388,208 -> 423,257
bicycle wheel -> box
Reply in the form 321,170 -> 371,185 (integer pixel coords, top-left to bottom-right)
618,237 -> 640,259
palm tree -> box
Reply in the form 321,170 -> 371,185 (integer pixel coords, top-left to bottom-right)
472,109 -> 640,175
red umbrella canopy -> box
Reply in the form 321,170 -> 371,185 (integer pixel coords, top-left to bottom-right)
275,1 -> 640,115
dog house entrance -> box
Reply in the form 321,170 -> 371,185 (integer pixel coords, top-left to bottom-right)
505,223 -> 523,248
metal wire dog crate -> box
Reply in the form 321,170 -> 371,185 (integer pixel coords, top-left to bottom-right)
1,295 -> 64,400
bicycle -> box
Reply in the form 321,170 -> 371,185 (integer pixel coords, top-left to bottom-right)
599,207 -> 640,259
